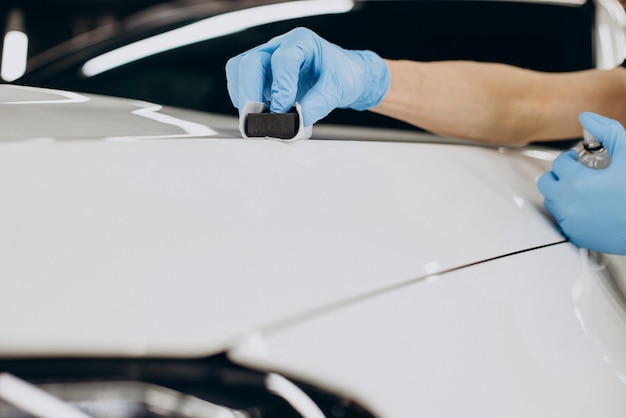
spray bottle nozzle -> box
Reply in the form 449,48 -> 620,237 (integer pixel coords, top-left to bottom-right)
578,129 -> 611,169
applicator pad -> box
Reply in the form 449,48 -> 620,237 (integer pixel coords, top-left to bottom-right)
239,102 -> 312,141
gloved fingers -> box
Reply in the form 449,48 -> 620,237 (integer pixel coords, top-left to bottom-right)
231,49 -> 274,114
542,197 -> 567,225
579,111 -> 626,156
225,54 -> 242,109
226,40 -> 273,107
224,30 -> 286,111
536,170 -> 559,197
269,42 -> 308,113
299,74 -> 343,126
549,149 -> 586,180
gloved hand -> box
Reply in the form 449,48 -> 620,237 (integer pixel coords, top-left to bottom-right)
538,112 -> 626,254
225,27 -> 390,126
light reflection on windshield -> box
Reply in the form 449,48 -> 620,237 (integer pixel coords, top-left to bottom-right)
81,0 -> 355,77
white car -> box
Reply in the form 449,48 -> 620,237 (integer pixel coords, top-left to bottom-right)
1,1 -> 626,418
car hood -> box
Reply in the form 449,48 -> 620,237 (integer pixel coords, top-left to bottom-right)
0,85 -> 564,357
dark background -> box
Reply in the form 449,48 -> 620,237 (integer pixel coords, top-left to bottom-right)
1,1 -> 274,57
2,0 -> 164,56
0,0 -> 596,138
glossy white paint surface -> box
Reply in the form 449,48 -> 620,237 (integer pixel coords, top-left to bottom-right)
229,244 -> 626,418
0,85 -> 567,356
1,84 -> 624,415
0,85 -> 219,141
574,252 -> 626,385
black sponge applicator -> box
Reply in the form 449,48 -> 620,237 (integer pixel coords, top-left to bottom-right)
244,107 -> 299,139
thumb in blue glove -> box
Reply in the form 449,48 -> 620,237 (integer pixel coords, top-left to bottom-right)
225,27 -> 390,127
537,112 -> 626,254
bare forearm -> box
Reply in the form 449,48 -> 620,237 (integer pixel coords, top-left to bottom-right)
372,59 -> 626,145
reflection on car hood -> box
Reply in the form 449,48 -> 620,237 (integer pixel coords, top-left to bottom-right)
0,84 -> 239,141
0,85 -> 564,357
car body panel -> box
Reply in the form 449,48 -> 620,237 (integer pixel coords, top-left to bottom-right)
1,1 -> 626,415
229,244 -> 626,418
0,84 -> 223,141
0,86 -> 568,357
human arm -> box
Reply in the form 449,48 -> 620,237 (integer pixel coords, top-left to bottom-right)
226,27 -> 626,145
373,60 -> 626,145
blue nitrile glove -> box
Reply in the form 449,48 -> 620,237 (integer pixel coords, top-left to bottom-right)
538,112 -> 626,254
225,27 -> 390,127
